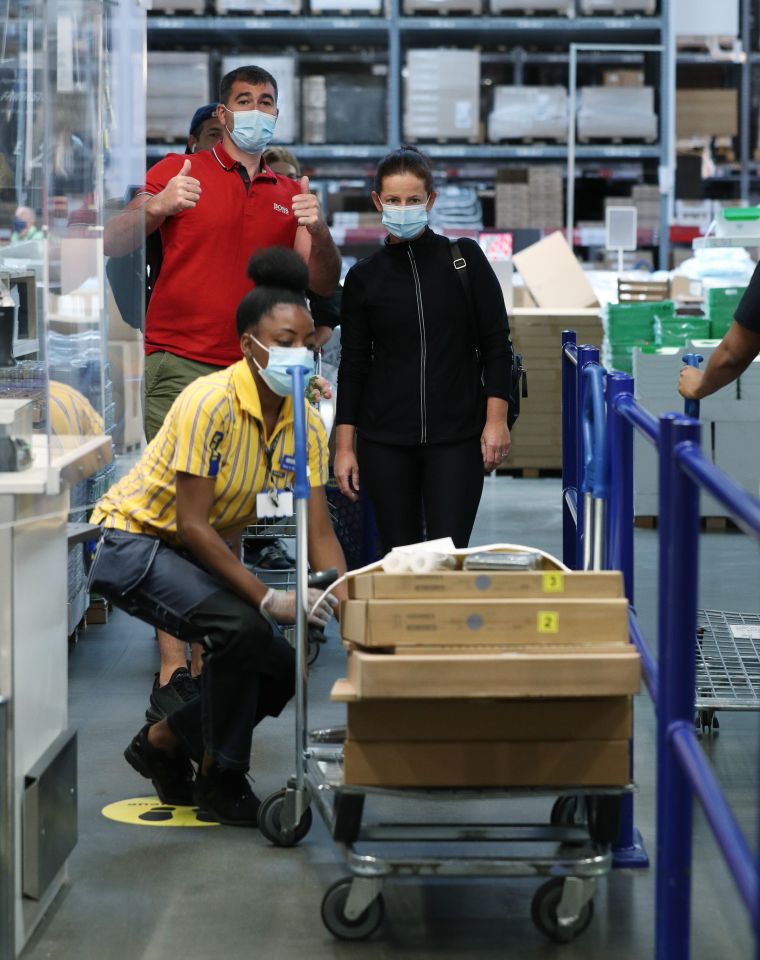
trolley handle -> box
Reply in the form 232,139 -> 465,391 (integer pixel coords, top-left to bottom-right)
581,363 -> 608,501
288,365 -> 311,502
682,353 -> 704,421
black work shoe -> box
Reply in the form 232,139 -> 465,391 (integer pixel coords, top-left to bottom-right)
124,724 -> 195,805
193,766 -> 260,827
247,540 -> 295,571
146,666 -> 199,724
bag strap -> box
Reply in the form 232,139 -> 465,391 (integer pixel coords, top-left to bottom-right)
450,240 -> 482,356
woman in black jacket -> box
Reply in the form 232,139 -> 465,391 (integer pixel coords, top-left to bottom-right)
334,147 -> 513,552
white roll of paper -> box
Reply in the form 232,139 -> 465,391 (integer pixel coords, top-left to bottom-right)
409,552 -> 457,573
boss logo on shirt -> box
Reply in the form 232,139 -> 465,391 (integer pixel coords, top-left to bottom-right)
273,203 -> 290,216
208,431 -> 224,478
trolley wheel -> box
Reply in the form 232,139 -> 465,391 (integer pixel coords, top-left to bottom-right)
307,639 -> 321,665
320,878 -> 385,941
586,795 -> 622,846
550,795 -> 586,827
531,878 -> 594,944
695,709 -> 719,735
258,789 -> 313,847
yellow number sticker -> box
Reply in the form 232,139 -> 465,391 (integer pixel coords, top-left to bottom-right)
542,572 -> 565,594
538,612 -> 560,634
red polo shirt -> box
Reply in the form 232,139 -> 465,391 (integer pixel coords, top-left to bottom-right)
141,143 -> 299,366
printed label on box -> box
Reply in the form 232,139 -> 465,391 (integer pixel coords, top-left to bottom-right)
538,612 -> 560,633
542,572 -> 565,593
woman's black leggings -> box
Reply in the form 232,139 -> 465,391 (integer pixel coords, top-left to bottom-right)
357,435 -> 484,553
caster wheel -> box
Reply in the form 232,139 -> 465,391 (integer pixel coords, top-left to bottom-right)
550,795 -> 586,828
258,789 -> 312,847
321,878 -> 385,941
531,878 -> 594,944
586,795 -> 622,846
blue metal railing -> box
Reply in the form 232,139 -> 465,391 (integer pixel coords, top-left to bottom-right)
561,330 -> 760,959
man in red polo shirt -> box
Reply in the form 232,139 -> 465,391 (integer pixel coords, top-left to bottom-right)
103,64 -> 341,720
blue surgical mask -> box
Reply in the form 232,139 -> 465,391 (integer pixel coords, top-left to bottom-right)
224,106 -> 277,154
381,202 -> 429,241
250,336 -> 315,398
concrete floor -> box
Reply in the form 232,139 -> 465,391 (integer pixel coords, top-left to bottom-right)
22,477 -> 759,959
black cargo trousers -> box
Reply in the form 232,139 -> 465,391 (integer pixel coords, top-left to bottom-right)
89,529 -> 295,771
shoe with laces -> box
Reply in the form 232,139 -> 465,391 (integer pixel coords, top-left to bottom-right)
145,666 -> 199,724
193,765 -> 260,827
124,724 -> 195,805
245,539 -> 295,571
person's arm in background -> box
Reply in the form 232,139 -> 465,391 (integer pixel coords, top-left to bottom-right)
309,285 -> 342,350
462,240 -> 513,471
333,268 -> 369,503
679,321 -> 760,400
292,176 -> 341,297
103,157 -> 201,257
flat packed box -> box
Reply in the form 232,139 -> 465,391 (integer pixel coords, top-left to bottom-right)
404,0 -> 482,11
513,233 -> 600,309
216,0 -> 301,10
222,55 -> 297,143
341,598 -> 629,648
603,69 -> 644,87
579,0 -> 655,12
343,739 -> 631,787
488,86 -> 568,142
338,692 -> 633,741
310,0 -> 383,8
147,53 -> 211,141
676,90 -> 738,140
404,49 -> 480,141
349,570 -> 624,600
577,86 -> 657,141
490,0 -> 573,10
344,647 -> 641,698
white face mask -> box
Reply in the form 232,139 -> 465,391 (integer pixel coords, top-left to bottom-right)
224,106 -> 277,154
248,335 -> 315,397
381,199 -> 430,241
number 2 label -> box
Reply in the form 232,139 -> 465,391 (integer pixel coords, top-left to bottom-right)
538,612 -> 559,634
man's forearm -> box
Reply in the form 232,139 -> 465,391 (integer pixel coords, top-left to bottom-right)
178,520 -> 268,608
307,226 -> 342,296
103,198 -> 165,257
697,341 -> 754,399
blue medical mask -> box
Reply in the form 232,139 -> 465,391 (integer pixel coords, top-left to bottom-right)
381,202 -> 429,241
224,106 -> 277,154
250,335 -> 315,398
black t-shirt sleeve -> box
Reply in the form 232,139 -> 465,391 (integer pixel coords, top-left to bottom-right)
734,262 -> 760,333
335,267 -> 370,426
308,286 -> 342,330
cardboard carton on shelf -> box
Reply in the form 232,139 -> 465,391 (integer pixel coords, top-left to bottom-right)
340,597 -> 629,649
343,647 -> 641,699
676,89 -> 738,140
343,739 -> 631,788
348,570 -> 624,601
513,235 -> 600,310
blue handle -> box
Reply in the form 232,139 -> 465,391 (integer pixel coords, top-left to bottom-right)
682,353 -> 704,420
581,364 -> 608,500
288,365 -> 310,501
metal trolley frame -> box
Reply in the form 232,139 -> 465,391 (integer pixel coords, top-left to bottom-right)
257,364 -> 630,945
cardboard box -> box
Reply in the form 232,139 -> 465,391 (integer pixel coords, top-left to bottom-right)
340,694 -> 633,742
343,648 -> 641,698
349,570 -> 623,601
341,598 -> 629,649
603,70 -> 645,87
343,739 -> 631,787
676,89 -> 738,140
404,50 -> 480,141
513,232 -> 600,310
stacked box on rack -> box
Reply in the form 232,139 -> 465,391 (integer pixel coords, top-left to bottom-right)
152,0 -> 206,12
603,69 -> 645,87
602,300 -> 672,373
603,185 -> 660,231
404,49 -> 480,142
302,76 -> 326,143
705,285 -> 746,339
487,86 -> 568,143
653,315 -> 710,347
577,87 -> 657,141
676,89 -> 738,140
490,0 -> 573,11
495,166 -> 563,230
578,0 -> 656,12
403,0 -> 482,12
222,55 -> 297,143
215,0 -> 302,11
310,0 -> 383,9
508,308 -> 602,469
333,568 -> 638,787
301,74 -> 386,143
147,53 -> 211,142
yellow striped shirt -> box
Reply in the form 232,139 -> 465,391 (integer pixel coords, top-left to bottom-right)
91,360 -> 329,541
49,380 -> 105,439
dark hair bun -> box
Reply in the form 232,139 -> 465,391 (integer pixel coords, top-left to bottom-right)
246,246 -> 308,293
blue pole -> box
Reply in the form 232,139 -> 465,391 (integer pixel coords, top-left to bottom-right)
562,330 -> 578,569
576,345 -> 599,570
655,413 -> 701,960
288,365 -> 310,502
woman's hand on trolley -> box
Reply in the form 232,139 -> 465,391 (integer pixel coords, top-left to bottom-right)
481,419 -> 511,473
261,587 -> 338,626
334,448 -> 360,503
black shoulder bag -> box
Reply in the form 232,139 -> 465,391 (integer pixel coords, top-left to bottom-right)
450,240 -> 527,432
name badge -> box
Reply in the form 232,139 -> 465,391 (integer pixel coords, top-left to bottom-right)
256,490 -> 294,519
280,454 -> 297,472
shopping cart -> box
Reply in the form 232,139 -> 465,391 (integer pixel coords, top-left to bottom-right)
681,353 -> 760,734
256,363 -> 631,945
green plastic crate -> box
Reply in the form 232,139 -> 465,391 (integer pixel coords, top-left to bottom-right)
705,286 -> 746,319
655,317 -> 711,347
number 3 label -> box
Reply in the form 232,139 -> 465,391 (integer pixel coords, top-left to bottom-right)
542,572 -> 565,593
538,612 -> 559,633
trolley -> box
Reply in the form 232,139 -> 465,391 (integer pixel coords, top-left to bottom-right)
257,363 -> 632,945
681,354 -> 760,734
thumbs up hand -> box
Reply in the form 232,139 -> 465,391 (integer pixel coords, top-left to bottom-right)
291,174 -> 326,236
151,157 -> 202,218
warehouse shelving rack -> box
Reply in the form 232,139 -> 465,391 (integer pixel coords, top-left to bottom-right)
145,0 -> 757,265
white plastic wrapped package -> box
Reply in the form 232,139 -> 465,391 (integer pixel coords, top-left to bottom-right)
487,86 -> 568,142
678,248 -> 756,286
577,86 -> 657,141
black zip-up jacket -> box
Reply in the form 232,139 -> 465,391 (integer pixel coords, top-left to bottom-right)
336,227 -> 513,446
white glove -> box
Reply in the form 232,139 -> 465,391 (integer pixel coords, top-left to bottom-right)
261,587 -> 337,627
